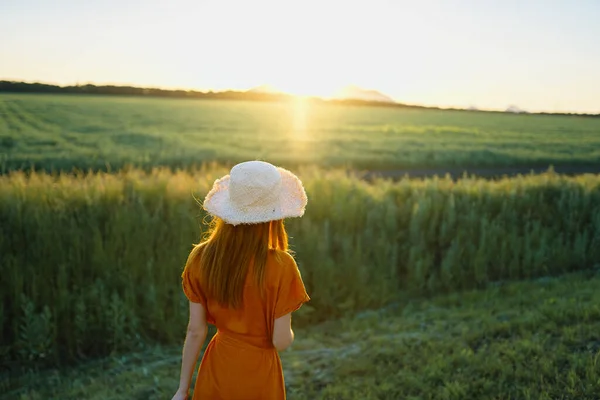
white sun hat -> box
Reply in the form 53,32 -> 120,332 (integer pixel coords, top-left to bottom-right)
202,161 -> 308,225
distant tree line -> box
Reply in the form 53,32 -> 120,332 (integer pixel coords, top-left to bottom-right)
0,80 -> 293,102
0,81 -> 597,117
0,80 -> 421,108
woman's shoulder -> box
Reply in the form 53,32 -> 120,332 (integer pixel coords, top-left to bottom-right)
266,249 -> 298,278
269,248 -> 298,265
182,243 -> 208,276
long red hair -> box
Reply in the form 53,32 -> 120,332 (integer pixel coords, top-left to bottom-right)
185,217 -> 289,308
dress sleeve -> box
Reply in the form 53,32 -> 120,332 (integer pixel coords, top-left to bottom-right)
181,263 -> 207,305
274,256 -> 310,319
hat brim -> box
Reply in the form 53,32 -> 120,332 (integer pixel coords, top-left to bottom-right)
202,167 -> 307,225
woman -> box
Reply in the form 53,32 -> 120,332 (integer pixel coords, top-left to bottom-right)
172,160 -> 310,400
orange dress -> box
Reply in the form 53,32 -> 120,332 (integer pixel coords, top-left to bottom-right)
181,249 -> 310,400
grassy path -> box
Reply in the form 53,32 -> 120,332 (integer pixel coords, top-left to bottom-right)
5,268 -> 600,400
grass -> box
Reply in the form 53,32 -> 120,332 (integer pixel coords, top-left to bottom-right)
1,93 -> 600,172
2,93 -> 600,398
5,269 -> 600,400
1,166 -> 600,374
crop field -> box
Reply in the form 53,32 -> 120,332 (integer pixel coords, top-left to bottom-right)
2,165 -> 600,398
1,93 -> 600,172
2,94 -> 600,399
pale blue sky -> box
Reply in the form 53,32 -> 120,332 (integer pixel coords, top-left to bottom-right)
1,0 -> 599,113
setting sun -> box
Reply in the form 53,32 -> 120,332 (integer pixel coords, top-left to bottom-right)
274,81 -> 338,99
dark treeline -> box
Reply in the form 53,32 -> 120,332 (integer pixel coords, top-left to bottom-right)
1,80 -> 598,117
0,80 -> 292,102
0,80 -> 425,110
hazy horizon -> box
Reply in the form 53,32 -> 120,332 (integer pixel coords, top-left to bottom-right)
2,0 -> 600,113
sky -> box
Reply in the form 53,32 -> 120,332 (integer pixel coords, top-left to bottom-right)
1,0 -> 599,113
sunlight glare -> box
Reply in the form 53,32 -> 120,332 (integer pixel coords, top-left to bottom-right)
276,79 -> 338,98
291,96 -> 308,138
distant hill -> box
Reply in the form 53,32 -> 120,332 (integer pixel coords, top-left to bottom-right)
334,85 -> 395,103
247,84 -> 283,94
505,105 -> 527,114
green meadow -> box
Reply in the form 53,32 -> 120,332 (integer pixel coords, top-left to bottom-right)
1,93 -> 600,172
2,165 -> 600,398
2,94 -> 600,399
9,270 -> 600,399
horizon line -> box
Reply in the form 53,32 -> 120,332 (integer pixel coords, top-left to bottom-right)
1,78 -> 599,116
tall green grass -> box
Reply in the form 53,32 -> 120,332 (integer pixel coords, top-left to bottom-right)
1,166 -> 600,370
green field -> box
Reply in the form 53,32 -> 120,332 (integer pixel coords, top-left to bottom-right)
2,94 -> 600,398
6,270 -> 600,399
1,93 -> 600,172
2,166 -> 600,393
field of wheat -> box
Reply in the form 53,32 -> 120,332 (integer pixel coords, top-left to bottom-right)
2,166 -> 600,376
3,93 -> 600,399
1,93 -> 600,172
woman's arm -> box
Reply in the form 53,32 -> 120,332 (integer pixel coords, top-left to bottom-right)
173,301 -> 208,399
273,312 -> 294,351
